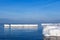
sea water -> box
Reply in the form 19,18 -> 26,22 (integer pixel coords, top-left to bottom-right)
0,24 -> 43,40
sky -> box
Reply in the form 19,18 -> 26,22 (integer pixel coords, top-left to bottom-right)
0,0 -> 60,23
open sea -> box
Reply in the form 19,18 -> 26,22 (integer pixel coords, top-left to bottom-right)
0,23 -> 43,40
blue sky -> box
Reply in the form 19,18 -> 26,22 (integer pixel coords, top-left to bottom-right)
0,0 -> 60,22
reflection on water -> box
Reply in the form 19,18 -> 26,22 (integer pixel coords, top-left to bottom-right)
4,29 -> 43,40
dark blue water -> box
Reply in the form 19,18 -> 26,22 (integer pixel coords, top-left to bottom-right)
0,24 -> 43,40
